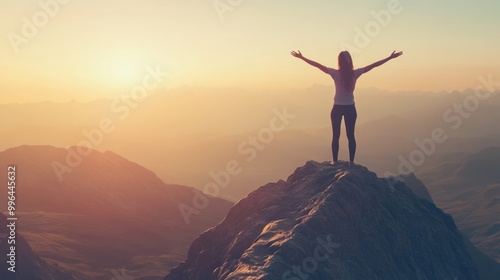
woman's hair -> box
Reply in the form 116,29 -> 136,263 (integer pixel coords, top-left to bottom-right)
338,51 -> 354,92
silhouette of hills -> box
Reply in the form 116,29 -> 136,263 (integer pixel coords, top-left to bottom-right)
0,145 -> 233,279
165,161 -> 479,279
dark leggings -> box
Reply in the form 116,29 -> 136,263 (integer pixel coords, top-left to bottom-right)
330,105 -> 357,162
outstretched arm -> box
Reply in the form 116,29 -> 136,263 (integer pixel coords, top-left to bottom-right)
363,51 -> 403,73
291,50 -> 328,74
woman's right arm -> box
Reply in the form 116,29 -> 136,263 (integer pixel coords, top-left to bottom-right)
363,50 -> 403,73
291,50 -> 329,74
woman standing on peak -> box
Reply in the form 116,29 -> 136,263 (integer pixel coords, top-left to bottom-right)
291,50 -> 403,163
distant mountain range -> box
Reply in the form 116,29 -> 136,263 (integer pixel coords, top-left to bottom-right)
1,86 -> 498,200
0,145 -> 233,279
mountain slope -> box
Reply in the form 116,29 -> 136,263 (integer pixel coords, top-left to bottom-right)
165,161 -> 478,280
417,146 -> 500,262
0,145 -> 233,280
402,173 -> 500,280
0,213 -> 83,280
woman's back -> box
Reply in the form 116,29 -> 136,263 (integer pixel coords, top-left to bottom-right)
328,68 -> 365,105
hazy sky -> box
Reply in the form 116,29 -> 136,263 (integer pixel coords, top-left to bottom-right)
1,0 -> 499,103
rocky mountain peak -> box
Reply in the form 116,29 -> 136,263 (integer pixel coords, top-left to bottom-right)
166,161 -> 478,280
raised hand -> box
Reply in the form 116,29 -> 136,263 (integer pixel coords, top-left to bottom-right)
291,50 -> 328,73
364,50 -> 403,73
389,50 -> 403,59
291,50 -> 303,59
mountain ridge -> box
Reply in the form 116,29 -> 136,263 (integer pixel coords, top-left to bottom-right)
0,145 -> 233,279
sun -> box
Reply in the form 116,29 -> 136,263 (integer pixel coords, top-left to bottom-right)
110,60 -> 141,84
98,51 -> 144,87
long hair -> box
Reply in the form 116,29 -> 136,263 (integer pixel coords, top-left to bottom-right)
338,51 -> 354,92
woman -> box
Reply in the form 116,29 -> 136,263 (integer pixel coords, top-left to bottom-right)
291,50 -> 403,163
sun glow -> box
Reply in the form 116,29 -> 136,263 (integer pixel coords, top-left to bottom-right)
98,51 -> 144,87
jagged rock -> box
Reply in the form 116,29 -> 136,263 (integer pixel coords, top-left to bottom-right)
166,161 -> 479,280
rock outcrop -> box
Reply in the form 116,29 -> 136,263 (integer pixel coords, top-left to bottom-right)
166,161 -> 479,280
